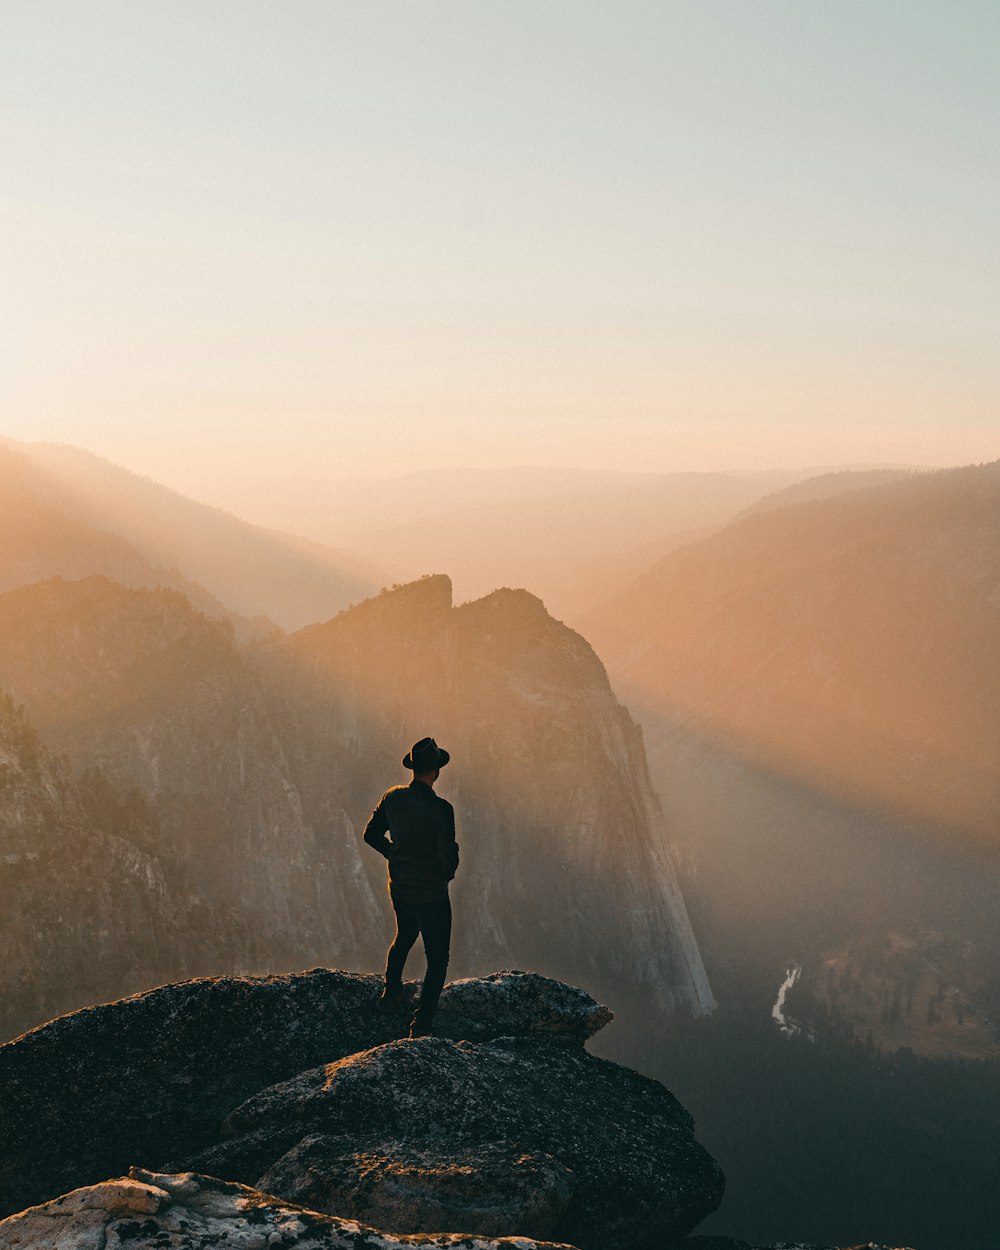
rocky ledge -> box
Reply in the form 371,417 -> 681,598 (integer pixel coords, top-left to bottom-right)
0,968 -> 604,1220
172,1031 -> 718,1247
0,969 -> 914,1250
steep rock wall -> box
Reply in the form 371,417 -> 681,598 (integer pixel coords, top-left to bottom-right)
279,576 -> 713,1015
0,694 -> 192,1039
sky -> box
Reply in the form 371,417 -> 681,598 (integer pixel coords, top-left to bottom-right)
2,1 -> 998,488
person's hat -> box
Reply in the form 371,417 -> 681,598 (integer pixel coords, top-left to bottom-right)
403,737 -> 450,771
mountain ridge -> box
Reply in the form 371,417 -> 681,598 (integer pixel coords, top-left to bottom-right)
0,438 -> 382,630
587,460 -> 1000,844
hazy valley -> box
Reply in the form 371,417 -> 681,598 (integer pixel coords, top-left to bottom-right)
0,440 -> 715,1038
185,462 -> 810,620
577,462 -> 1000,1245
1,441 -> 998,1249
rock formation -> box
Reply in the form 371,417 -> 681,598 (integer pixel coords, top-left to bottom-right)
0,1168 -> 576,1250
0,970 -> 915,1250
0,571 -> 712,1042
0,970 -> 393,1217
0,971 -> 722,1246
0,1173 -> 913,1250
278,575 -> 715,1017
189,1034 -> 722,1247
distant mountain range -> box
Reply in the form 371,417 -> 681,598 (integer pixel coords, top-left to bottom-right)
2,439 -> 995,1248
732,467 -> 917,520
0,439 -> 382,632
578,459 -> 1000,1075
183,462 -> 816,618
588,461 -> 1000,845
3,437 -> 994,1054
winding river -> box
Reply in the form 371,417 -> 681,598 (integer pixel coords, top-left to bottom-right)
771,964 -> 802,1037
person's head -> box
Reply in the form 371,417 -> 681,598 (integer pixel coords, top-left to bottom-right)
402,737 -> 449,785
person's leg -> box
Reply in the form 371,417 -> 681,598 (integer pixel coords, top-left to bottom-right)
410,895 -> 452,1035
384,896 -> 420,999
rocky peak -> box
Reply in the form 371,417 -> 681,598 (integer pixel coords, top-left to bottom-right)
460,585 -> 551,620
280,578 -> 715,1017
293,573 -> 454,657
191,1031 -> 719,1248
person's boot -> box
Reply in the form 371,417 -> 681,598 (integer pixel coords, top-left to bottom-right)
377,982 -> 404,1011
408,1013 -> 433,1038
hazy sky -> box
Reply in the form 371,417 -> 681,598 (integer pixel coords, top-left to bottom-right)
3,1 -> 997,486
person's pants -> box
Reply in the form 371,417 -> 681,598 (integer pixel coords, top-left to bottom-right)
385,892 -> 452,1026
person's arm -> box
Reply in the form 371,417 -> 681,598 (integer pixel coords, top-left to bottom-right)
436,801 -> 459,881
363,795 -> 394,860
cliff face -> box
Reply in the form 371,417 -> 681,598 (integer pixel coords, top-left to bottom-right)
451,588 -> 710,1009
0,438 -> 380,631
279,576 -> 714,1016
0,571 -> 711,1037
0,693 -> 193,1039
0,576 -> 385,993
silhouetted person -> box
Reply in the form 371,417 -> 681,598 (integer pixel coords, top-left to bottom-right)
363,737 -> 459,1038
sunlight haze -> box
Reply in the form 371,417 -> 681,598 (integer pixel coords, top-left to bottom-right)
3,8 -> 1000,1247
3,1 -> 997,488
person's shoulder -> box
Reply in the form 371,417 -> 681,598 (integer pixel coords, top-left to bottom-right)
380,784 -> 410,804
434,793 -> 454,812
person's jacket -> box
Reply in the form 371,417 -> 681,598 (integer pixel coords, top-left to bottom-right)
363,779 -> 459,902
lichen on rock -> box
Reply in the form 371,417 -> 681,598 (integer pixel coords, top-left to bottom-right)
0,1168 -> 579,1250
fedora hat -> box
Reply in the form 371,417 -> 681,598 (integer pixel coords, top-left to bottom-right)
403,737 -> 450,771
